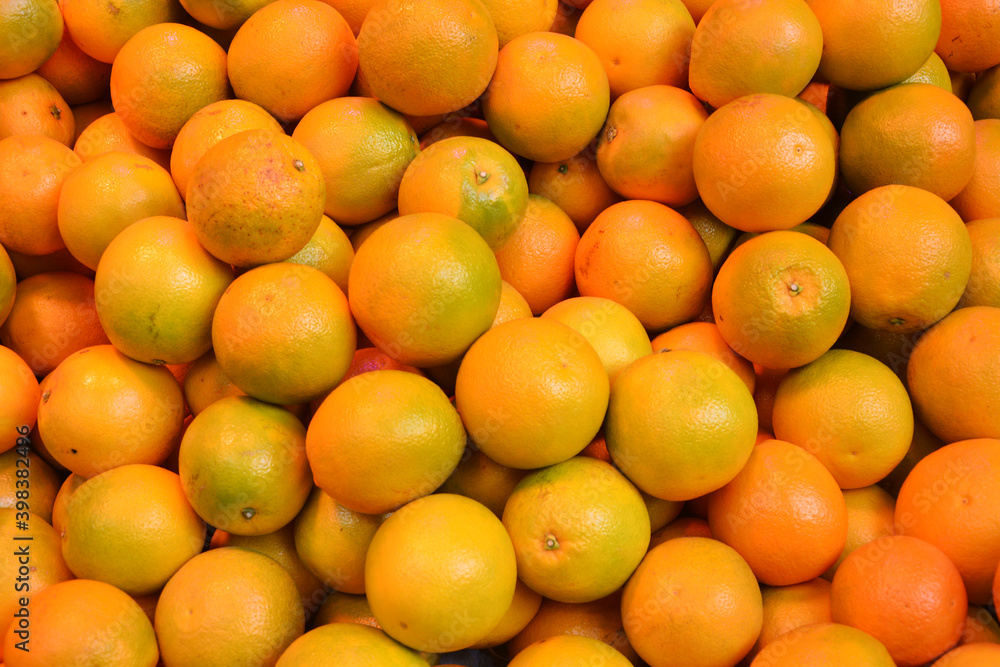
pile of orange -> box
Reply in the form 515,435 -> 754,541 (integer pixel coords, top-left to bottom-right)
1,0 -> 1000,664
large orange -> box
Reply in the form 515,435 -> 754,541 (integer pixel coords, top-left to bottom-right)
839,84 -> 975,201
689,0 -> 822,109
109,22 -> 230,149
397,136 -> 528,250
73,112 -> 171,169
94,216 -> 234,365
61,0 -> 183,64
292,97 -> 419,225
228,0 -> 357,123
483,32 -> 609,162
895,438 -> 1000,605
454,318 -> 609,469
364,493 -> 517,652
831,535 -> 967,667
527,150 -> 621,233
621,537 -> 763,667
508,635 -> 632,667
692,93 -> 836,232
306,370 -> 466,514
356,0 -> 499,116
0,0 -> 63,80
606,350 -> 757,501
575,199 -> 713,331
573,0 -> 695,98
595,84 -> 707,206
650,320 -> 755,393
958,218 -> 1000,308
751,579 -> 833,660
37,345 -> 185,476
712,230 -> 851,369
502,457 -> 650,603
708,439 -> 848,586
34,27 -> 111,106
772,349 -> 914,489
347,213 -> 502,367
906,306 -> 1000,442
0,347 -> 40,455
0,74 -> 75,146
936,0 -> 1000,72
0,134 -> 80,256
824,485 -> 896,580
275,623 -> 429,667
951,120 -> 1000,223
212,262 -> 356,405
750,623 -> 895,667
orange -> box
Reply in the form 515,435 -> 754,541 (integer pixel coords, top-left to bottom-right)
689,0 -> 822,109
398,136 -> 528,249
0,445 -> 60,524
622,537 -> 763,667
484,32 -> 609,162
470,579 -> 542,648
455,318 -> 609,469
436,445 -> 527,517
807,0 -> 940,90
502,457 -> 650,602
606,350 -> 757,501
275,623 -> 429,667
212,262 -> 356,405
595,84 -> 707,206
94,216 -> 234,365
649,516 -> 713,548
0,135 -> 79,256
959,218 -> 1000,308
0,0 -> 62,80
712,230 -> 851,369
181,349 -> 247,415
574,0 -> 695,99
708,439 -> 848,585
179,396 -> 312,535
349,212 -> 398,250
752,579 -> 833,659
692,94 -> 836,232
186,129 -> 326,267
50,473 -> 86,535
494,194 -> 580,314
70,99 -> 114,140
347,212 -> 502,367
2,579 -> 158,667
356,0 -> 499,116
35,29 -> 111,106
293,487 -> 384,594
677,199 -> 741,272
306,370 -> 466,514
906,307 -> 1000,442
951,121 -> 1000,222
317,0 -> 380,34
307,345 -> 425,411
896,438 -> 1000,605
542,296 -> 653,383
575,199 -> 713,331
169,98 -> 283,200
0,74 -> 74,146
109,22 -> 230,149
155,547 -> 305,666
936,0 -> 1000,72
61,0 -> 183,64
839,84 -> 976,201
0,246 -> 12,324
179,0 -> 273,30
37,345 -> 184,476
934,643 -> 1000,666
772,349 -> 914,489
750,623 -> 895,667
509,635 -> 632,667
877,418 -> 945,499
61,464 -> 206,594
0,271 -> 109,377
419,116 -> 495,149
836,322 -> 920,384
527,150 -> 621,233
823,485 -> 896,580
73,112 -> 171,169
960,606 -> 1000,645
292,97 -> 419,226
0,346 -> 40,455
492,280 -> 533,326
650,321 -> 755,393
285,215 -> 354,295
364,493 -> 517,652
57,151 -> 185,270
831,535 -> 967,667
312,590 -> 380,627
967,66 -> 1000,120
481,0 -> 557,47
228,0 -> 357,123
902,50 -> 953,90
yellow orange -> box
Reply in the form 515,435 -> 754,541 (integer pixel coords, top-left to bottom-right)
276,623 -> 429,667
0,0 -> 63,80
0,73 -> 74,146
73,112 -> 171,169
750,623 -> 895,667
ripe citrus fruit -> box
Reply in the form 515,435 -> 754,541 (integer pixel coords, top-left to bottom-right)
936,0 -> 1000,72
967,67 -> 1000,120
0,341 -> 40,456
0,246 -> 12,326
650,320 -> 756,392
527,150 -> 621,233
502,457 -> 650,603
436,446 -> 527,517
824,485 -> 896,579
35,28 -> 112,106
60,0 -> 183,64
178,0 -> 273,29
509,635 -> 633,667
750,623 -> 895,667
364,493 -> 517,652
312,591 -> 379,627
284,215 -> 354,295
606,349 -> 757,501
469,578 -> 542,648
212,262 -> 356,405
0,446 -> 60,524
951,120 -> 1000,223
958,217 -> 1000,308
0,73 -> 74,146
455,317 -> 609,469
934,643 -> 1000,667
73,112 -> 171,168
275,623 -> 429,667
677,200 -> 739,272
0,0 -> 63,80
752,578 -> 833,659
491,281 -> 533,326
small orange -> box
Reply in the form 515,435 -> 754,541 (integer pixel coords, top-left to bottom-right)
69,99 -> 114,141
902,51 -> 954,90
960,606 -> 1000,645
292,97 -> 419,226
491,280 -> 533,326
606,350 -> 757,501
356,0 -> 499,116
936,0 -> 1000,72
73,112 -> 172,169
227,0 -> 357,124
951,120 -> 1000,223
419,116 -> 495,149
312,591 -> 380,628
110,22 -> 230,149
0,134 -> 80,256
823,485 -> 896,580
0,445 -> 60,524
831,535 -> 967,667
0,347 -> 40,454
186,129 -> 326,267
307,345 -> 425,411
877,418 -> 944,499
527,150 -> 621,233
751,579 -> 833,659
436,445 -> 527,517
181,349 -> 246,415
397,136 -> 528,249
483,32 -> 609,162
622,537 -> 763,667
470,579 -> 543,648
649,516 -> 713,548
595,85 -> 707,206
750,623 -> 895,667
0,74 -> 74,146
934,643 -> 1000,667
285,215 -> 355,295
61,0 -> 183,64
0,0 -> 63,80
275,623 -> 429,667
677,199 -> 741,272
650,321 -> 755,393
480,0 -> 557,47
494,194 -> 580,315
836,322 -> 920,384
509,635 -> 632,667
967,66 -> 1000,120
35,28 -> 111,106
0,246 -> 12,325
178,0 -> 273,30
317,0 -> 379,34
